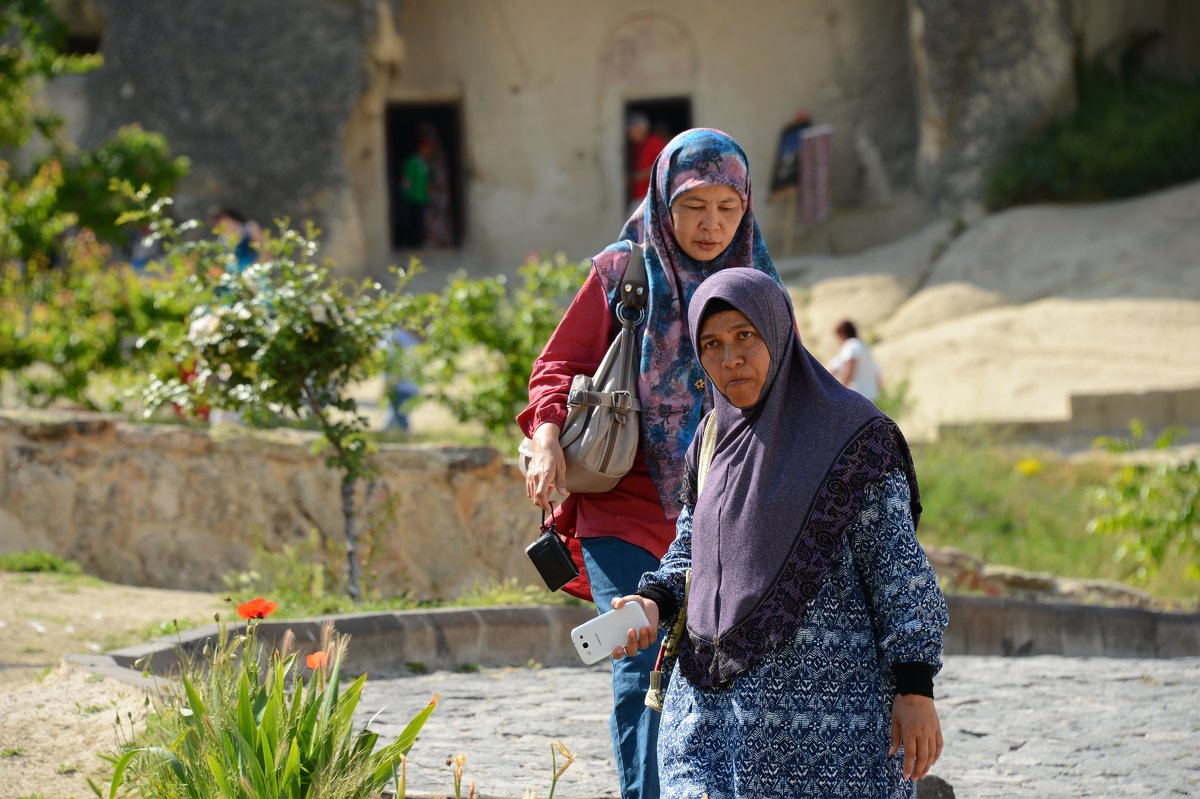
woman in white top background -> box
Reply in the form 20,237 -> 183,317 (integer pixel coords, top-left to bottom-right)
830,319 -> 883,402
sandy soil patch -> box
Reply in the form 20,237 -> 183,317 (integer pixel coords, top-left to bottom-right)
0,573 -> 222,797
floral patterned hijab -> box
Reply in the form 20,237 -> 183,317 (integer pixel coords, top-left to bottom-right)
592,128 -> 782,515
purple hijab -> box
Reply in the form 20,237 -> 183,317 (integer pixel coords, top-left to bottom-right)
678,268 -> 921,690
592,129 -> 782,517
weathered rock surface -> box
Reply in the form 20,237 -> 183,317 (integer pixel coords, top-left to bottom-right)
0,411 -> 539,596
785,179 -> 1200,440
908,0 -> 1076,204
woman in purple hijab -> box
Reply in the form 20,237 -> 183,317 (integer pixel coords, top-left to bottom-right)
612,268 -> 949,798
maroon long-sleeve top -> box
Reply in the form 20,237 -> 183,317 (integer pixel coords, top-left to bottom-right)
517,271 -> 677,560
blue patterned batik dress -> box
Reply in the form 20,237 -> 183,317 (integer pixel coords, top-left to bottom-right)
643,470 -> 948,799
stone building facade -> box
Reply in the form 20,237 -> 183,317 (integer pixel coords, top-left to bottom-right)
48,0 -> 1200,284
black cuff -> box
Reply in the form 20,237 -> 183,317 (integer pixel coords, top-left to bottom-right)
636,584 -> 678,625
893,662 -> 936,698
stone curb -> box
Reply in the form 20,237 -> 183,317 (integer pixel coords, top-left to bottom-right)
943,594 -> 1200,658
69,595 -> 1200,684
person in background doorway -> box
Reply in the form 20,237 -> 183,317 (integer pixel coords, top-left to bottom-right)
626,112 -> 668,215
422,127 -> 454,249
398,134 -> 435,248
830,318 -> 883,403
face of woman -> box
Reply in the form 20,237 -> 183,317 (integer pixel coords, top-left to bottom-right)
698,309 -> 771,408
670,184 -> 745,262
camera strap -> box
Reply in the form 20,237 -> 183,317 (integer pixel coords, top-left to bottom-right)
539,500 -> 557,536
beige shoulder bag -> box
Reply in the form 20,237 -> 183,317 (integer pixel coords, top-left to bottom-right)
518,243 -> 648,493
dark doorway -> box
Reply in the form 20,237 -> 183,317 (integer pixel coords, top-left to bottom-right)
624,97 -> 692,207
386,102 -> 464,249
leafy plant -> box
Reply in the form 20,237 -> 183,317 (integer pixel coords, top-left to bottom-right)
1,224 -> 192,409
986,61 -> 1200,208
1088,421 -> 1199,582
127,188 -> 428,601
54,124 -> 190,248
0,0 -> 100,151
1,2 -> 188,406
94,602 -> 438,799
404,253 -> 591,446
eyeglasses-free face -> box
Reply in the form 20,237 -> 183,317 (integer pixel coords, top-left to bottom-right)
697,309 -> 771,408
670,184 -> 745,262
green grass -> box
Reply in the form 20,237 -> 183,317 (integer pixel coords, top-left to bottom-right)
0,550 -> 80,574
221,529 -> 580,621
914,431 -> 1198,603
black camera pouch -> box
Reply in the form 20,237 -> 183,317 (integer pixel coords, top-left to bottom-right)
525,503 -> 579,592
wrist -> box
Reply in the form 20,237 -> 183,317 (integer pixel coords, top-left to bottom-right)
893,661 -> 936,698
533,422 -> 561,444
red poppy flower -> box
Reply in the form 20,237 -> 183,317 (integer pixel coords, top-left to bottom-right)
236,597 -> 278,620
306,650 -> 329,670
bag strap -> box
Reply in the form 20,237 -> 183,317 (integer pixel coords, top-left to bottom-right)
618,243 -> 648,314
697,414 -> 718,495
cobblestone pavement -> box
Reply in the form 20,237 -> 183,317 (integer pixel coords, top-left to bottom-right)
357,656 -> 1200,798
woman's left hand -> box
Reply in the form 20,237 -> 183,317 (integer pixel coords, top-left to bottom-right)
889,694 -> 943,782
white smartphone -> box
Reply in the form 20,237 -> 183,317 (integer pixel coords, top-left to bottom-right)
570,602 -> 651,665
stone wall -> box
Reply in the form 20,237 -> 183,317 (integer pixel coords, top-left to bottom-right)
81,0 -> 379,259
0,411 -> 541,598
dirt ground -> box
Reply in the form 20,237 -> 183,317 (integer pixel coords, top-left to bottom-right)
0,572 -> 224,798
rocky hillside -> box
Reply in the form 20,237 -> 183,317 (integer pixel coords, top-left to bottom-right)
782,179 -> 1200,441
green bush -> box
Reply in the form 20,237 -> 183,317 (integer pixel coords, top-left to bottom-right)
0,0 -> 100,151
54,124 -> 190,248
986,62 -> 1200,208
1,2 -> 188,407
403,253 -> 591,446
0,550 -> 80,574
0,229 -> 192,409
1088,421 -> 1199,583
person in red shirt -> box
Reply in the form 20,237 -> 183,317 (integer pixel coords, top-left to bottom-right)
626,113 -> 668,214
519,128 -> 784,799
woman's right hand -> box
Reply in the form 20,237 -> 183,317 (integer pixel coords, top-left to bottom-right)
609,595 -> 660,660
526,422 -> 569,510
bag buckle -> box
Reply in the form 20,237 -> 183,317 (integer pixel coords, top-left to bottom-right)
611,390 -> 632,423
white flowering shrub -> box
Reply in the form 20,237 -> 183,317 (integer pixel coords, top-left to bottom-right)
128,189 -> 427,599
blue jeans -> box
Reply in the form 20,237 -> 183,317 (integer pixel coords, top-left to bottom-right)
580,536 -> 661,799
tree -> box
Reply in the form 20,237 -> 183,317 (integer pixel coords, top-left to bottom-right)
129,191 -> 428,601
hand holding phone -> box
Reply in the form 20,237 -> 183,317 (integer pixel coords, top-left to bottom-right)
570,602 -> 652,665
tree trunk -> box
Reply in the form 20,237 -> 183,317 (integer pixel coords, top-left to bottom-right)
341,474 -> 362,602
